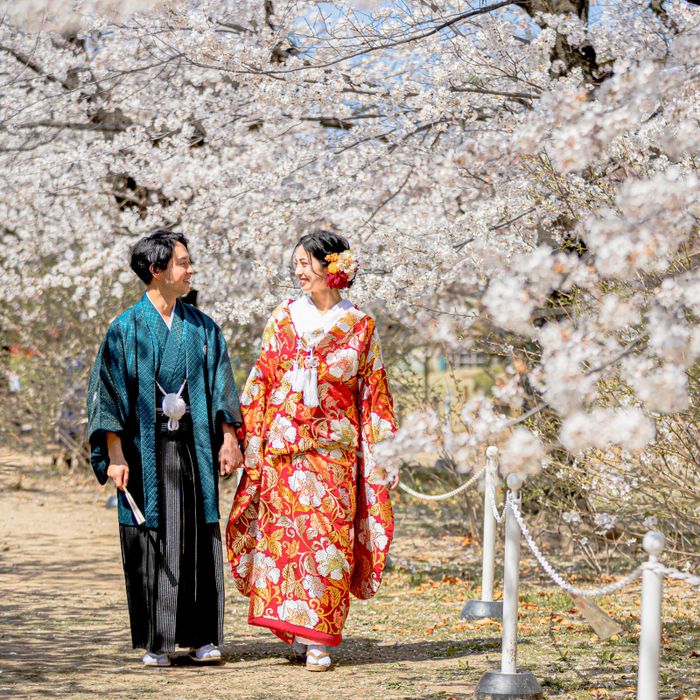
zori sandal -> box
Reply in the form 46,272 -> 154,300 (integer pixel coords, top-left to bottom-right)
142,651 -> 171,667
305,647 -> 332,672
188,643 -> 223,664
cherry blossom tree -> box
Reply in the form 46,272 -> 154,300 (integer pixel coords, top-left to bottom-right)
1,0 -> 699,553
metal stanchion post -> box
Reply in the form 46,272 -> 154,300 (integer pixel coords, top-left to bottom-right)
637,531 -> 665,700
462,446 -> 503,620
475,473 -> 542,699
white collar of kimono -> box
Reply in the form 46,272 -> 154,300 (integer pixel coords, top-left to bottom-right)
289,295 -> 354,342
146,291 -> 173,330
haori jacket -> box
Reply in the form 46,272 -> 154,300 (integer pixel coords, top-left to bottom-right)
87,293 -> 242,528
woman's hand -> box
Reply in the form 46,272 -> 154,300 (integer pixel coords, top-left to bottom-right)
219,424 -> 244,477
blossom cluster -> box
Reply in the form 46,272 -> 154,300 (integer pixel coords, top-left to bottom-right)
1,0 -> 699,476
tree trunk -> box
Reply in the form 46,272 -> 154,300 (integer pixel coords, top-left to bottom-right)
515,0 -> 611,85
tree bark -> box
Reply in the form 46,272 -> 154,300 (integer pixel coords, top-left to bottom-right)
515,0 -> 612,85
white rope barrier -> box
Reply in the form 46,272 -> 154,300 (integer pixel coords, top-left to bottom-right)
645,561 -> 700,587
507,493 -> 644,597
393,441 -> 700,700
462,446 -> 503,621
397,465 -> 486,501
507,494 -> 700,596
487,485 -> 507,524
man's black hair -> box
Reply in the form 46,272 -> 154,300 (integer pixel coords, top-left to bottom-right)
130,230 -> 189,285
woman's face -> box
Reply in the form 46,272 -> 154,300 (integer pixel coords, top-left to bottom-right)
293,246 -> 328,294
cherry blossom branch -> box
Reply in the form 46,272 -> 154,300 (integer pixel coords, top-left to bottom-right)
246,1 -> 521,75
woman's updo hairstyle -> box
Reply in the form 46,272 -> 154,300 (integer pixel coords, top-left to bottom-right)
294,230 -> 355,288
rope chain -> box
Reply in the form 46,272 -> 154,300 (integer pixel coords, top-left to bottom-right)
397,465 -> 486,502
486,484 -> 507,524
644,561 -> 700,587
395,455 -> 700,591
507,493 -> 643,597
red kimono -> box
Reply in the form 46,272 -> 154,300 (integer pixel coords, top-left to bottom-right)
226,300 -> 397,646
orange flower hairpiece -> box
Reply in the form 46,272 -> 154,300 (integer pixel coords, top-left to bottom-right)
325,250 -> 358,289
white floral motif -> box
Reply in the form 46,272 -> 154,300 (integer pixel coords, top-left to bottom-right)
329,417 -> 358,445
252,552 -> 281,589
267,416 -> 297,450
326,347 -> 359,381
289,470 -> 326,507
302,574 -> 325,599
245,436 -> 263,469
314,543 -> 350,580
240,368 -> 262,406
358,516 -> 388,552
370,412 -> 394,442
277,599 -> 319,628
236,551 -> 253,579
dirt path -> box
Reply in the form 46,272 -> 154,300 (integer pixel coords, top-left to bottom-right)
0,453 -> 489,700
1,451 -> 698,699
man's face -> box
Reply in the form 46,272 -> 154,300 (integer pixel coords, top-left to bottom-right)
155,242 -> 193,296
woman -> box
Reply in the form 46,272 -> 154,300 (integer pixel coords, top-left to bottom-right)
226,230 -> 398,671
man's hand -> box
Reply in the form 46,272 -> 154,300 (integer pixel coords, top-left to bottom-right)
219,425 -> 244,477
107,462 -> 129,491
106,431 -> 129,491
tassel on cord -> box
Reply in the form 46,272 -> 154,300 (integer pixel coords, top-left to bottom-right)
292,360 -> 305,393
303,354 -> 320,407
292,343 -> 306,393
157,380 -> 187,431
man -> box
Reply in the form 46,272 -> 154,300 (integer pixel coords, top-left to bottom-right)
87,230 -> 243,667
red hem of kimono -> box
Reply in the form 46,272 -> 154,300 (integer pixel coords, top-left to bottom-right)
248,616 -> 342,647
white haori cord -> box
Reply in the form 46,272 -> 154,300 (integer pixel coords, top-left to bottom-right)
156,379 -> 187,431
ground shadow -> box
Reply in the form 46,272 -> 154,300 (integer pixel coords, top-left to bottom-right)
222,634 -> 514,666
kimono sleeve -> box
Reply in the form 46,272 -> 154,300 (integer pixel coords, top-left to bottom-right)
208,323 -> 243,430
239,313 -> 279,480
357,318 -> 399,482
351,318 -> 398,600
86,324 -> 130,485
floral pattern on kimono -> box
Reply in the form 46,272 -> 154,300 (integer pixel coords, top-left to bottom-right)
226,300 -> 397,646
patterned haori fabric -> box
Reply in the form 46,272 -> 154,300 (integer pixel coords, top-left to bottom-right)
87,293 -> 242,528
226,300 -> 397,646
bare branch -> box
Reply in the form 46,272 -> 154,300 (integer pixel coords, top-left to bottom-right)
250,1 -> 520,75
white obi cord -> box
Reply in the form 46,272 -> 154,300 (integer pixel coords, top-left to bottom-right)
288,296 -> 353,408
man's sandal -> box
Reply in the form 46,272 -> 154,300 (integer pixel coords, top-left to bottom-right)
305,647 -> 332,672
142,651 -> 171,667
188,643 -> 223,664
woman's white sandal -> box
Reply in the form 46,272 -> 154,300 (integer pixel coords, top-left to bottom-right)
305,647 -> 332,672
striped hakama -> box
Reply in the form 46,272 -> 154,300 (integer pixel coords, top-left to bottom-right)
119,410 -> 225,654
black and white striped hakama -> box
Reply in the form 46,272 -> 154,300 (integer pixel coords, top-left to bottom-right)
119,410 -> 225,654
